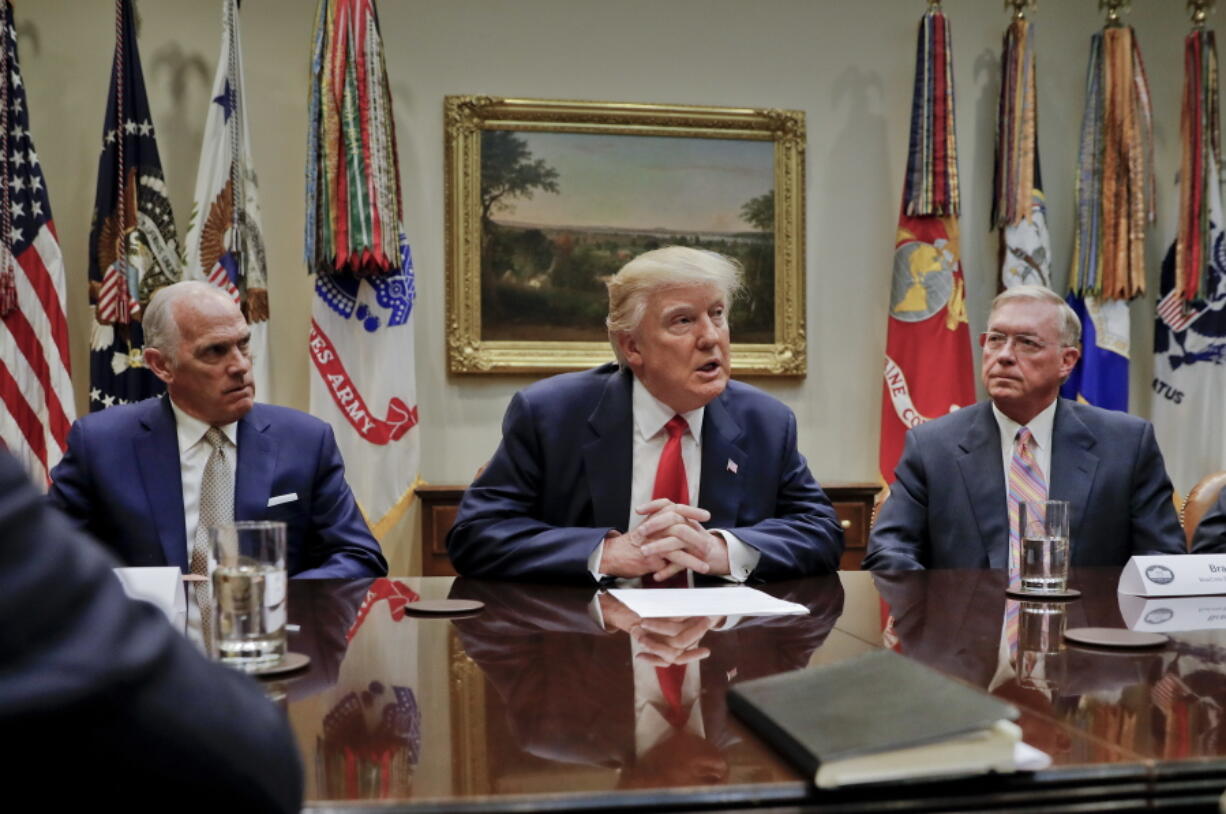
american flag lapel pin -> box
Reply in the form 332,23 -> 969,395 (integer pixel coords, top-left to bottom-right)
727,459 -> 738,474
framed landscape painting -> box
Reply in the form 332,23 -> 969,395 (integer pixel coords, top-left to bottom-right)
444,96 -> 806,375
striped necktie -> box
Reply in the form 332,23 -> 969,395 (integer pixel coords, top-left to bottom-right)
1007,426 -> 1048,582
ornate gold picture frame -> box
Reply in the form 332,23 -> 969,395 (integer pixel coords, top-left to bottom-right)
445,96 -> 806,375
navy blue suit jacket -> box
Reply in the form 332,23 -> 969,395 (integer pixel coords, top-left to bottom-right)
48,397 -> 387,579
447,364 -> 844,581
864,399 -> 1185,570
0,449 -> 302,811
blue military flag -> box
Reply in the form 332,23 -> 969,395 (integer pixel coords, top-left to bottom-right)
87,0 -> 181,410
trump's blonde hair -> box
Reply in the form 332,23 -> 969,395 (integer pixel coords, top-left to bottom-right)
605,246 -> 743,364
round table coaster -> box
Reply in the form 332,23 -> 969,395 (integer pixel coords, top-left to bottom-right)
1006,587 -> 1081,601
1063,627 -> 1169,649
238,651 -> 311,677
401,599 -> 485,616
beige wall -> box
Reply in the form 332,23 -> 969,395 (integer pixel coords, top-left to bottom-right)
20,0 -> 1192,487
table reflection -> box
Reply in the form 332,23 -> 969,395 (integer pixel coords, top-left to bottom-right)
448,577 -> 844,789
869,568 -> 1226,764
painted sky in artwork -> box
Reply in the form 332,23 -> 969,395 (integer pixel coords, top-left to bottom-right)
492,131 -> 774,234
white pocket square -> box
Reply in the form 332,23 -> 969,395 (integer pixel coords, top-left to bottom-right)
267,493 -> 298,507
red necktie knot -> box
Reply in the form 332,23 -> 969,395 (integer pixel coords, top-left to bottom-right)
665,415 -> 688,441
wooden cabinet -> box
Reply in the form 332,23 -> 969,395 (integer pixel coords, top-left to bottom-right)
823,481 -> 881,571
416,481 -> 881,576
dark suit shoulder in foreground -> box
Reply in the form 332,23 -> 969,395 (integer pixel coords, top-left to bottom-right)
0,450 -> 302,811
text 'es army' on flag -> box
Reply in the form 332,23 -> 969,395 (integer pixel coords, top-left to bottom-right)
306,0 -> 419,540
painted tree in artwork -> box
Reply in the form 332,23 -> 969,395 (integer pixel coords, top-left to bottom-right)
480,131 -> 560,225
740,190 -> 774,231
480,130 -> 560,300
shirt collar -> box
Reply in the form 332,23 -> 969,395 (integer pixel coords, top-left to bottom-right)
991,397 -> 1057,452
169,398 -> 239,452
631,376 -> 704,442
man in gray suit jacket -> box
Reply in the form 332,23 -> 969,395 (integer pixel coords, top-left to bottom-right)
865,286 -> 1185,571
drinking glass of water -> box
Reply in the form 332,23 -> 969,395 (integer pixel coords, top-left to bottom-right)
209,521 -> 287,669
1019,500 -> 1070,593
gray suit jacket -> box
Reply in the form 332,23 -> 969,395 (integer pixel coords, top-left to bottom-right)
864,399 -> 1185,570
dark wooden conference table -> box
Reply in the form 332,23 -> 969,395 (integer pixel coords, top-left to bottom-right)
281,569 -> 1226,812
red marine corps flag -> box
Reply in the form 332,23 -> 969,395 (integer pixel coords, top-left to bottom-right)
879,5 -> 976,484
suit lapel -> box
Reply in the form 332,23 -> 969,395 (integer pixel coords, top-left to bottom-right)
955,404 -> 1010,568
235,405 -> 277,522
134,398 -> 188,570
1049,400 -> 1098,557
582,369 -> 634,530
698,394 -> 745,528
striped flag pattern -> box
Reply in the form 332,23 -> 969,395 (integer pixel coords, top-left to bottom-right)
0,0 -> 73,485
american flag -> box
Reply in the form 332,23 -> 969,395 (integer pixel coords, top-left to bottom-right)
87,0 -> 181,411
0,0 -> 73,486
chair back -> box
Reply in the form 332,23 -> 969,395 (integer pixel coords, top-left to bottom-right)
1181,471 -> 1226,551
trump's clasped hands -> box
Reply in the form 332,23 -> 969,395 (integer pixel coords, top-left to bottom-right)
599,498 -> 731,581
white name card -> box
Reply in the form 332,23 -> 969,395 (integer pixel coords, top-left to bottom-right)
113,566 -> 184,621
1118,554 -> 1226,597
1118,592 -> 1226,632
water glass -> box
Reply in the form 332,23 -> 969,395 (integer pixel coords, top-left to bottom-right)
209,520 -> 287,668
1019,500 -> 1070,593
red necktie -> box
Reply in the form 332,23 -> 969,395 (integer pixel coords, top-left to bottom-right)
647,415 -> 690,590
652,415 -> 689,505
647,416 -> 691,722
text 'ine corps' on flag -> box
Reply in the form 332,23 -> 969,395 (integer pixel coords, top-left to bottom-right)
1153,26 -> 1226,499
306,0 -> 419,539
0,0 -> 73,486
88,0 -> 181,412
879,6 -> 976,484
184,0 -> 270,399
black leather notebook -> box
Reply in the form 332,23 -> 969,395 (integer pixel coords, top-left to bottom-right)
728,649 -> 1020,787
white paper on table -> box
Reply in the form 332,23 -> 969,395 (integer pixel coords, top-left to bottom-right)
113,567 -> 184,622
607,585 -> 809,618
1015,741 -> 1052,771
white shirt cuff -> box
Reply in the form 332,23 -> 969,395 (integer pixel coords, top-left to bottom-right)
713,529 -> 758,582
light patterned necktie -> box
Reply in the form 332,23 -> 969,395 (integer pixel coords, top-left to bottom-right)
192,427 -> 233,651
1007,426 -> 1048,581
1006,427 -> 1047,665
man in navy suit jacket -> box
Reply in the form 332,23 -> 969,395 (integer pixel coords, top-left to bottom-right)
49,281 -> 386,579
448,247 -> 843,583
865,286 -> 1184,571
1,449 -> 302,811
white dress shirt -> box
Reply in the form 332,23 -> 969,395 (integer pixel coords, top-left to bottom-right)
991,398 -> 1056,487
170,400 -> 238,564
588,377 -> 759,583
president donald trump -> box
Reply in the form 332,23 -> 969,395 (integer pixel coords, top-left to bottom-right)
447,246 -> 843,583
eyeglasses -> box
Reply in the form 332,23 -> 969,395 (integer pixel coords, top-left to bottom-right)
978,331 -> 1057,355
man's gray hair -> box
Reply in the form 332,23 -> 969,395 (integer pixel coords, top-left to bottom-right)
990,285 -> 1081,348
605,246 -> 743,364
143,280 -> 232,362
